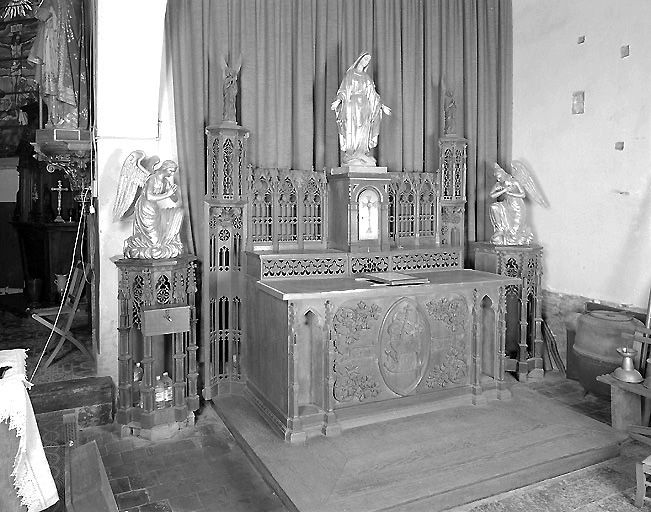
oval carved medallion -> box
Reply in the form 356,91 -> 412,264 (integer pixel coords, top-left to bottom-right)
379,298 -> 430,396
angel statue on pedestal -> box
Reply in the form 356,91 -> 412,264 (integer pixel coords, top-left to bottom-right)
489,160 -> 548,246
113,151 -> 184,259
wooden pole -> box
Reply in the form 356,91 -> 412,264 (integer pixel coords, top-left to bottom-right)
641,290 -> 651,426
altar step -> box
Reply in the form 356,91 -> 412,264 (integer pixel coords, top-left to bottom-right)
213,383 -> 623,512
25,377 -> 114,512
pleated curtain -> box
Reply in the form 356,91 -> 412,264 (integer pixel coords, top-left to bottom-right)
164,0 -> 512,257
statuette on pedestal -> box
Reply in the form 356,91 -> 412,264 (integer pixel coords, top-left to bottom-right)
113,151 -> 184,259
443,89 -> 457,136
489,160 -> 548,246
221,55 -> 241,124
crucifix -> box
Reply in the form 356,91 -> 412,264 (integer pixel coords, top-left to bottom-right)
51,180 -> 68,222
358,188 -> 379,240
361,196 -> 376,234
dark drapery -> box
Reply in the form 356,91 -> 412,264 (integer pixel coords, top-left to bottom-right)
164,0 -> 512,257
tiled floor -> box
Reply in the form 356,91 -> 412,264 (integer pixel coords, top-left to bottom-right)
81,372 -> 646,512
3,302 -> 651,511
82,405 -> 286,512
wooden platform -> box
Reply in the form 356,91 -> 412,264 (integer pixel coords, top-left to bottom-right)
213,384 -> 624,512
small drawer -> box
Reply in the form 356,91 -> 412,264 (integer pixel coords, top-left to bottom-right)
141,306 -> 190,336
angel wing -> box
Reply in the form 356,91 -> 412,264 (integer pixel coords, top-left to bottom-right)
113,150 -> 151,221
510,160 -> 549,207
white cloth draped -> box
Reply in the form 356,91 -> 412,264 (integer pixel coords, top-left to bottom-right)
0,350 -> 59,512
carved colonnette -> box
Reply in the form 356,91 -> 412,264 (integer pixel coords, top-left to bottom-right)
243,270 -> 517,443
438,138 -> 467,248
203,123 -> 250,399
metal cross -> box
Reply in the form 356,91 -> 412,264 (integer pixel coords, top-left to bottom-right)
51,179 -> 69,222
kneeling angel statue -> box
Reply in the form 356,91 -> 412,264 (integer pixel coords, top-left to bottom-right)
113,151 -> 185,259
489,160 -> 548,246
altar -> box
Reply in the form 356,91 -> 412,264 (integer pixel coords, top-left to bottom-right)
200,53 -> 522,444
246,269 -> 518,443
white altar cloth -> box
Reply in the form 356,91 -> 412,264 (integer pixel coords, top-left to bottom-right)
0,349 -> 59,512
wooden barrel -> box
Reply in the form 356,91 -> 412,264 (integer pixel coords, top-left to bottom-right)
572,310 -> 643,397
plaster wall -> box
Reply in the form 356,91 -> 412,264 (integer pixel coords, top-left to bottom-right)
95,0 -> 169,382
512,0 -> 651,309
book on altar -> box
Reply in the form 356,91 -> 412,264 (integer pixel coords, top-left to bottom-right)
361,272 -> 429,285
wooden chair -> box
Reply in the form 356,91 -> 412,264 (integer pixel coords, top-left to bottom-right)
636,456 -> 651,507
31,264 -> 95,369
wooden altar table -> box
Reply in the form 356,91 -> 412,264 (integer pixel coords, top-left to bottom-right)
245,269 -> 519,443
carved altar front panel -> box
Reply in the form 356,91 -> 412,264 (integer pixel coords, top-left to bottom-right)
328,291 -> 474,408
244,270 -> 517,443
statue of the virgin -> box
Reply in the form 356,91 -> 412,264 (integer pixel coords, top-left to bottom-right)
331,52 -> 391,166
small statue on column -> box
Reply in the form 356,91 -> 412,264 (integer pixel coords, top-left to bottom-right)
443,89 -> 457,137
221,55 -> 241,124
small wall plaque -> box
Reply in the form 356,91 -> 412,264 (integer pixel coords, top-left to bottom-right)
572,91 -> 585,114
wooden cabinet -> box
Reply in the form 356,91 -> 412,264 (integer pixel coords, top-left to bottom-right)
11,221 -> 81,304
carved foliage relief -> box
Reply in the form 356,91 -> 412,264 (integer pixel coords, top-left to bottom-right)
425,296 -> 469,333
424,294 -> 470,388
332,301 -> 381,403
425,337 -> 468,389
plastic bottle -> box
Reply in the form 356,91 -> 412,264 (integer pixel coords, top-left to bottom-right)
132,362 -> 143,407
154,375 -> 165,410
161,371 -> 173,408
